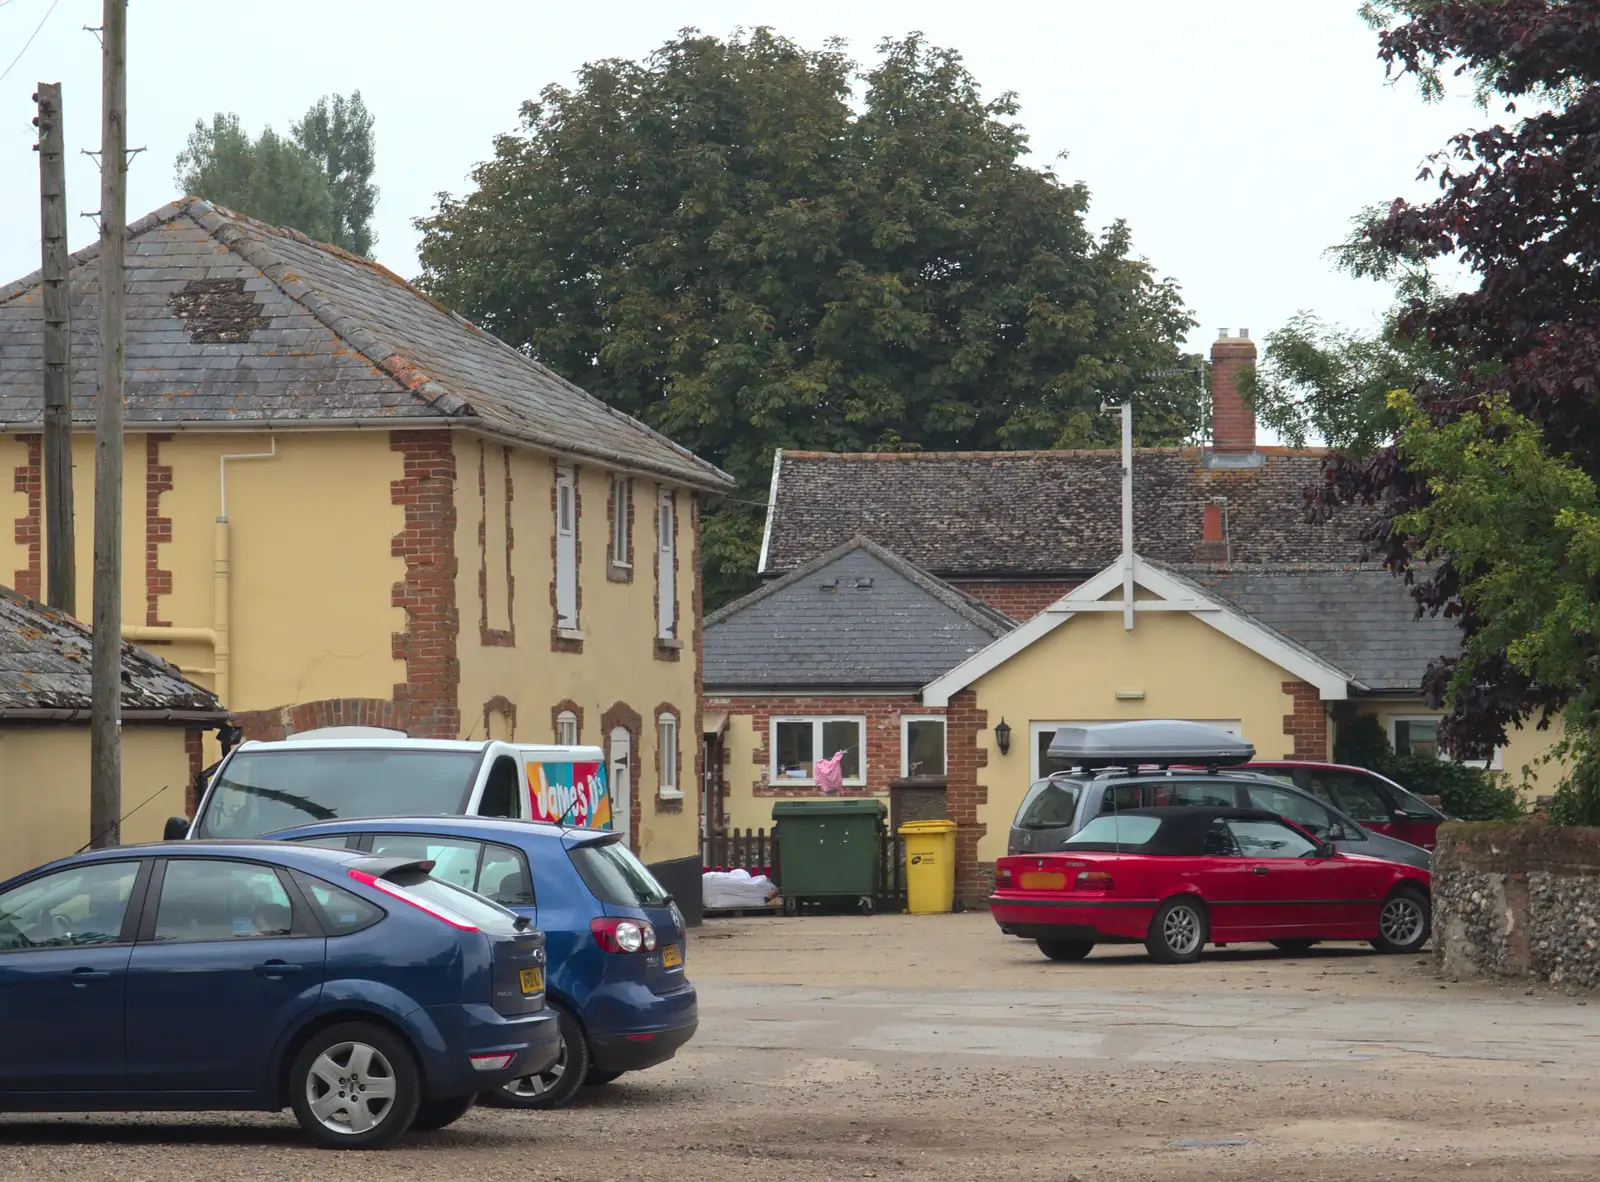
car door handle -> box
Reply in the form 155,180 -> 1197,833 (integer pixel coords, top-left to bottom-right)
253,961 -> 304,978
70,968 -> 111,986
1250,866 -> 1270,875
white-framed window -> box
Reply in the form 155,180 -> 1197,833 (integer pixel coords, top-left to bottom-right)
658,712 -> 681,798
657,488 -> 676,638
555,710 -> 579,747
610,475 -> 630,568
555,467 -> 578,629
901,715 -> 947,778
770,717 -> 866,787
1029,719 -> 1243,783
1388,715 -> 1502,770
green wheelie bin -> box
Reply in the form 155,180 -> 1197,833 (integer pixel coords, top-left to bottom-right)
772,798 -> 886,915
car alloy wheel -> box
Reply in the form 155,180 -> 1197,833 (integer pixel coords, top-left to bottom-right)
306,1041 -> 399,1135
506,1039 -> 566,1100
1146,896 -> 1208,964
1372,888 -> 1430,954
288,1022 -> 420,1150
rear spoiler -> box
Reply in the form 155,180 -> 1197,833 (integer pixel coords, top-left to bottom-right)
564,830 -> 622,851
342,855 -> 437,880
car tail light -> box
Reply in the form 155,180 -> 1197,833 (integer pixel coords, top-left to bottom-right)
470,1053 -> 515,1071
591,916 -> 657,953
994,867 -> 1013,889
348,869 -> 478,931
1075,871 -> 1115,891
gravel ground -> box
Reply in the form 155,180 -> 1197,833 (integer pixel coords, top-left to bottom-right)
4,913 -> 1599,1180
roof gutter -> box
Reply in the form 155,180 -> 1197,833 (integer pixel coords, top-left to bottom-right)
0,416 -> 735,494
0,707 -> 229,724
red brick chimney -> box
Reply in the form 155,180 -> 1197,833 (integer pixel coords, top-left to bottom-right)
1209,329 -> 1257,453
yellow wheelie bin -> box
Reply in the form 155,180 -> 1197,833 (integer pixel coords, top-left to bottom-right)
898,819 -> 957,914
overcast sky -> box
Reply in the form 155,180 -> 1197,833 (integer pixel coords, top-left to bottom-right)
2,0 -> 1480,365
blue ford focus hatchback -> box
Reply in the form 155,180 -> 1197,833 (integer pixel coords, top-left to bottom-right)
264,816 -> 698,1108
0,841 -> 559,1148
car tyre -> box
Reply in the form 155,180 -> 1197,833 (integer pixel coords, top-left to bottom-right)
1037,938 -> 1094,962
583,1070 -> 624,1087
480,1004 -> 590,1110
408,1094 -> 476,1133
1270,939 -> 1319,955
1146,896 -> 1208,964
1370,886 -> 1431,954
288,1022 -> 421,1150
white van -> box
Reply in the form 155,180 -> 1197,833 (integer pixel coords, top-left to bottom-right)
169,727 -> 615,841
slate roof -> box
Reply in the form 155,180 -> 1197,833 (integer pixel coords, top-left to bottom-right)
705,536 -> 1015,691
1176,565 -> 1460,693
760,449 -> 1371,577
0,199 -> 731,490
0,587 -> 224,719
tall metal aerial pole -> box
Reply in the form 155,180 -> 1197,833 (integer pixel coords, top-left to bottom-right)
90,0 -> 127,849
34,82 -> 76,617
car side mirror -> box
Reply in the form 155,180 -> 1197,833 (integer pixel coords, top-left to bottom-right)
1317,842 -> 1337,859
163,816 -> 190,842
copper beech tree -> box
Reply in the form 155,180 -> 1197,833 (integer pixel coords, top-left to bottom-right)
1308,2 -> 1600,810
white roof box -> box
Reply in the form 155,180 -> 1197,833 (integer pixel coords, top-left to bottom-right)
1046,720 -> 1254,769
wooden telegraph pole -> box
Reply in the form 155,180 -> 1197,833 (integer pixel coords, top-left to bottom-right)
90,0 -> 127,849
33,83 -> 76,617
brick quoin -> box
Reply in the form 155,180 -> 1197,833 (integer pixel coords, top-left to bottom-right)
145,434 -> 174,626
1282,680 -> 1329,760
184,728 -> 206,813
389,431 -> 461,738
703,693 -> 944,800
12,434 -> 40,601
944,688 -> 992,905
952,580 -> 1076,621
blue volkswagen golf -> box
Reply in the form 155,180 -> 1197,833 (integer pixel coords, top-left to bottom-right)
0,841 -> 559,1148
264,816 -> 698,1108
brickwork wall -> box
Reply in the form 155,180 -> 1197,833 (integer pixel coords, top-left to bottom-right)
232,697 -> 414,742
952,579 -> 1076,621
389,431 -> 460,738
704,693 -> 942,800
145,434 -> 173,626
1282,680 -> 1329,760
945,688 -> 992,904
11,434 -> 39,601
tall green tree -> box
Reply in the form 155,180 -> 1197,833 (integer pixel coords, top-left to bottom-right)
415,29 -> 1199,605
175,113 -> 337,244
176,92 -> 378,255
293,92 -> 379,255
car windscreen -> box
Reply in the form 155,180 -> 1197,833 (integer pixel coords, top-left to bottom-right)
1064,814 -> 1163,848
569,840 -> 671,907
1015,778 -> 1085,830
193,750 -> 481,839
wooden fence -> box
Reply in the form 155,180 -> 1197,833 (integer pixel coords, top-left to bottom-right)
703,823 -> 907,910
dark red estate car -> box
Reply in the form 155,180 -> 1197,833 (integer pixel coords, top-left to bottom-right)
990,806 -> 1432,964
1240,762 -> 1450,851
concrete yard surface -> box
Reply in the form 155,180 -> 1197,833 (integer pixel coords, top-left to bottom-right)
3,912 -> 1599,1180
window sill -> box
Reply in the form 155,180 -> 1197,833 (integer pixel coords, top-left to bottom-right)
557,628 -> 586,641
610,560 -> 632,570
657,788 -> 685,801
768,781 -> 868,791
655,637 -> 683,650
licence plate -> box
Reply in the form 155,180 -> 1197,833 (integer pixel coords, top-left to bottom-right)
519,966 -> 544,994
1019,871 -> 1068,891
662,943 -> 683,969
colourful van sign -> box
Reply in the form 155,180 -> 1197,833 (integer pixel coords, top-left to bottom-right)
527,759 -> 611,829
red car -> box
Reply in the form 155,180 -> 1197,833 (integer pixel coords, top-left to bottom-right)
1239,762 -> 1450,850
990,806 -> 1432,964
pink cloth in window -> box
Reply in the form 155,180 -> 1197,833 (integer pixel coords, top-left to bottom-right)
814,751 -> 846,793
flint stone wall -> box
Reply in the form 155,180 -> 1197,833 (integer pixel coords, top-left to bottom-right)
1434,821 -> 1600,991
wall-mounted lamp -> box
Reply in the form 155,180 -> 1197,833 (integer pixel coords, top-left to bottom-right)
1115,690 -> 1146,701
994,718 -> 1012,755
